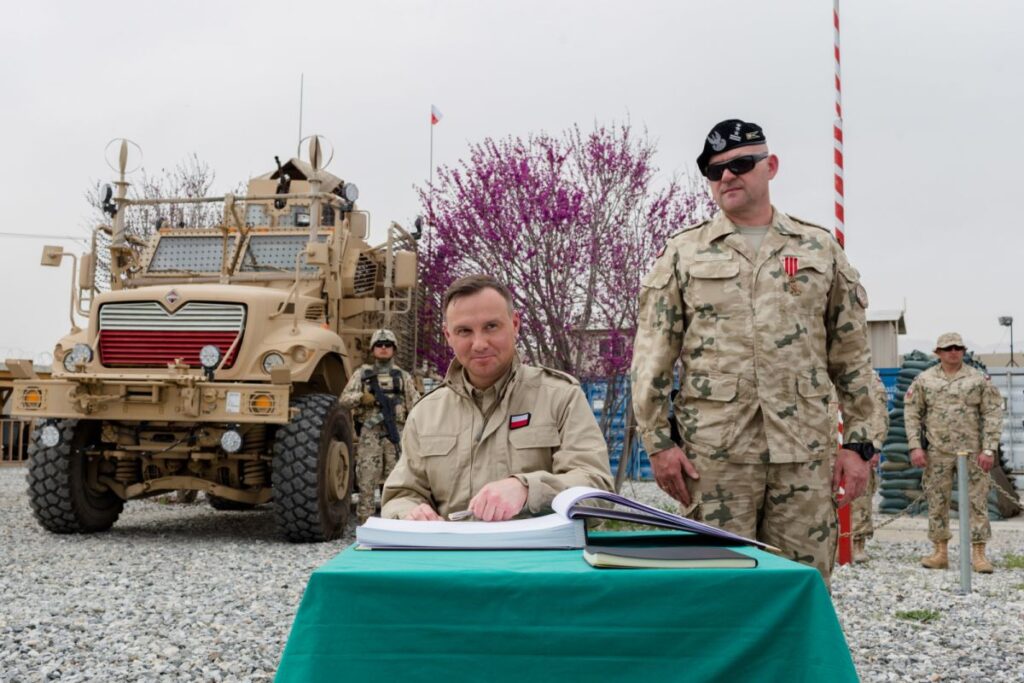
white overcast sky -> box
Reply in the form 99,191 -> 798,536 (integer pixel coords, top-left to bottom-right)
1,0 -> 1021,363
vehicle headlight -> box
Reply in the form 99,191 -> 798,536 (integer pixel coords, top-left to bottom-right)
199,345 -> 222,370
63,344 -> 93,372
220,429 -> 243,453
40,423 -> 61,448
262,352 -> 286,374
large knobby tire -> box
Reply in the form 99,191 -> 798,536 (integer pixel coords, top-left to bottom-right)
272,394 -> 354,542
26,420 -> 124,533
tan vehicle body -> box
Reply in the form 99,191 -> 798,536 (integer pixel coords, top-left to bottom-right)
8,140 -> 417,541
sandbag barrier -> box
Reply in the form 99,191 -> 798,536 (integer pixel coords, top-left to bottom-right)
879,351 -> 1019,520
878,350 -> 935,515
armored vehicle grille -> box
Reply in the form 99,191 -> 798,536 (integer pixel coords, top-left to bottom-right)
98,301 -> 246,368
353,254 -> 378,296
305,303 -> 326,321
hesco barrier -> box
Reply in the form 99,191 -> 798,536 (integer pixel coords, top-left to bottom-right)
585,369 -> 900,485
581,378 -> 652,481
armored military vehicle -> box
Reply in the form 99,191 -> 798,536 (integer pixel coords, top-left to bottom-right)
7,138 -> 418,542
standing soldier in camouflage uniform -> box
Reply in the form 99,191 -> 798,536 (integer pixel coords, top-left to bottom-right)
905,332 -> 1004,573
851,371 -> 891,562
340,329 -> 419,524
631,119 -> 880,584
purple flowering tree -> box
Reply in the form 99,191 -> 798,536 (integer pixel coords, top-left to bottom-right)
417,122 -> 716,384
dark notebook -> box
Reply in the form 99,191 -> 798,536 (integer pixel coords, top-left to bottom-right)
583,538 -> 758,569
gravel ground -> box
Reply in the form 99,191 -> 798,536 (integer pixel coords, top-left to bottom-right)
2,468 -> 1023,682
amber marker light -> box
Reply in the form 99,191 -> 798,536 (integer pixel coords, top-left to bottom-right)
249,393 -> 276,415
21,388 -> 43,410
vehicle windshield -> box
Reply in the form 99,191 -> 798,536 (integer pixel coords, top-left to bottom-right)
239,233 -> 328,274
146,235 -> 234,274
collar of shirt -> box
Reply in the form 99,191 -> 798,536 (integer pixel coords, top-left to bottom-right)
705,207 -> 803,242
443,355 -> 521,401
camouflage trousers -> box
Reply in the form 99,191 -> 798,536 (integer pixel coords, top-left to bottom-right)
923,449 -> 991,543
851,467 -> 878,541
356,426 -> 399,523
690,455 -> 837,586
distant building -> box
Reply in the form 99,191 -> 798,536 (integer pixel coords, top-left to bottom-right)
867,309 -> 906,368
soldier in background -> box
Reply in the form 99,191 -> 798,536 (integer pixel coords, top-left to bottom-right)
851,372 -> 891,562
905,332 -> 1004,573
631,119 -> 880,585
340,329 -> 419,524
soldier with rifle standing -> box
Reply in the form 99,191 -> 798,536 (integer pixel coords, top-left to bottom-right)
341,329 -> 420,524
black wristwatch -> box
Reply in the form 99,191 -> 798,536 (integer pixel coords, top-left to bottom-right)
844,442 -> 876,462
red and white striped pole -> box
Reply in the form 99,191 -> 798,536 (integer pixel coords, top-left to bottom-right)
833,0 -> 846,249
833,0 -> 853,565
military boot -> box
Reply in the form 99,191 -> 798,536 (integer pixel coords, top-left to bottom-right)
852,538 -> 869,563
920,541 -> 948,569
971,543 -> 994,573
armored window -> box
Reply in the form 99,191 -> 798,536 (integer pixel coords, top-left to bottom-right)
147,235 -> 232,273
240,233 -> 328,273
245,203 -> 269,227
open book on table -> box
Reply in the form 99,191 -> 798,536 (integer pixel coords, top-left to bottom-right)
355,486 -> 773,551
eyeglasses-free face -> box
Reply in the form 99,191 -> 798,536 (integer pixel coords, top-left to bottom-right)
705,153 -> 769,181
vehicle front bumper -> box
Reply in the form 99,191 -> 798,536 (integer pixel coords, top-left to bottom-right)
11,372 -> 291,424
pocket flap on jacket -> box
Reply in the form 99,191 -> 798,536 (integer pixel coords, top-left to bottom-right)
508,425 -> 561,449
419,435 -> 457,457
682,373 -> 738,402
690,261 -> 740,279
791,257 -> 829,274
797,374 -> 831,398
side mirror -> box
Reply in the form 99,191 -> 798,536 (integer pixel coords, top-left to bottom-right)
393,251 -> 418,289
41,245 -> 64,267
79,252 -> 96,290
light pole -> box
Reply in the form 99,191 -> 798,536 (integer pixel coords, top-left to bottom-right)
999,316 -> 1016,367
999,317 -> 1016,484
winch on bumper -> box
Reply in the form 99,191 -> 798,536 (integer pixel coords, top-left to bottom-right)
11,371 -> 291,423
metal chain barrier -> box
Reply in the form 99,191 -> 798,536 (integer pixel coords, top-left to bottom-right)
840,461 -> 1022,539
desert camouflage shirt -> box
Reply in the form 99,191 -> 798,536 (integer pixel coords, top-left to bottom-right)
869,371 -> 891,449
631,209 -> 880,464
903,363 -> 1004,453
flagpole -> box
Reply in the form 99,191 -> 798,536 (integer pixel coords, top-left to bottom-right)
429,117 -> 434,209
833,0 -> 845,249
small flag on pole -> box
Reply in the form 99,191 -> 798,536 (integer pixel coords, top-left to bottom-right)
431,104 -> 443,125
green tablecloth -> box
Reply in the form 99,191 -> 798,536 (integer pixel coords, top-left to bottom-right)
276,540 -> 857,682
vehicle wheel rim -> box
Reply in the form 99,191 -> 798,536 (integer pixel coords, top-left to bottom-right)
325,440 -> 349,504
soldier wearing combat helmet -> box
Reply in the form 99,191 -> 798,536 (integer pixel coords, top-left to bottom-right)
340,329 -> 419,523
905,332 -> 1004,573
631,119 -> 882,585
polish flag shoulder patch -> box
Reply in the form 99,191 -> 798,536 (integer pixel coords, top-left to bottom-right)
509,413 -> 531,430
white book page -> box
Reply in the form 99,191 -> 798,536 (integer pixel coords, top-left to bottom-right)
361,513 -> 571,535
551,485 -> 608,517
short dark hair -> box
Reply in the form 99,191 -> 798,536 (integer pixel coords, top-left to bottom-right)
443,274 -> 514,316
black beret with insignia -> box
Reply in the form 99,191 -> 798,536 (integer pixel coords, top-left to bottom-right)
697,119 -> 767,176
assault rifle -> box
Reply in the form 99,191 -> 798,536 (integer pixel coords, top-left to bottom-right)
363,369 -> 402,448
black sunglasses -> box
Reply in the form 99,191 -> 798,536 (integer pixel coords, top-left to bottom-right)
705,153 -> 769,181
373,341 -> 395,349
938,345 -> 965,352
